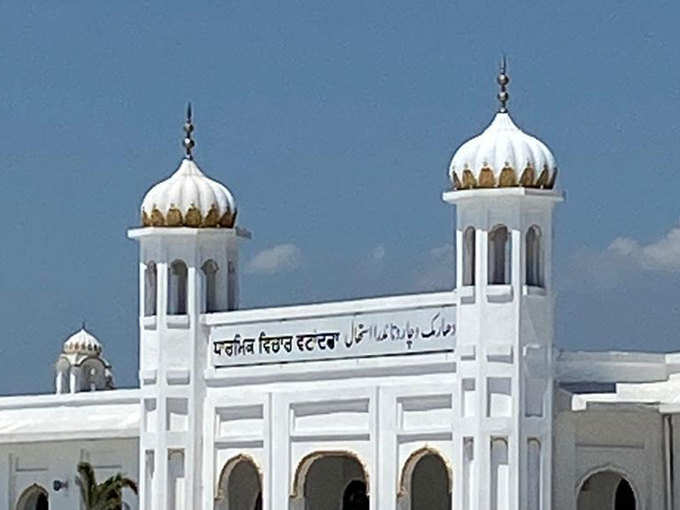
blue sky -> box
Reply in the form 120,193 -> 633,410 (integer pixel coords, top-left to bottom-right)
0,1 -> 678,394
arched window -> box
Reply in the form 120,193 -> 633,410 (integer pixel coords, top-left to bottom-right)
463,227 -> 476,286
577,470 -> 637,510
488,225 -> 511,284
399,449 -> 451,510
168,260 -> 188,315
79,359 -> 106,392
215,455 -> 262,510
201,260 -> 219,313
144,261 -> 157,316
16,484 -> 49,510
525,226 -> 543,287
292,452 -> 368,510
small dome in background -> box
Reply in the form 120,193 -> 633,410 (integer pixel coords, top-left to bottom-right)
63,327 -> 102,355
140,104 -> 238,228
448,60 -> 558,191
57,325 -> 114,394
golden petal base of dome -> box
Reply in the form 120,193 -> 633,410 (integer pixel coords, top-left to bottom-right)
451,167 -> 557,192
140,206 -> 237,229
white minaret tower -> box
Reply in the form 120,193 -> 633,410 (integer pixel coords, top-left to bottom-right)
444,61 -> 563,510
128,105 -> 250,510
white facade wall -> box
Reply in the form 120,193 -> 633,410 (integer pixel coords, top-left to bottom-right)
203,351 -> 456,510
0,438 -> 137,510
553,406 -> 667,510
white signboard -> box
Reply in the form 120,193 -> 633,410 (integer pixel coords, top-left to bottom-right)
211,305 -> 456,367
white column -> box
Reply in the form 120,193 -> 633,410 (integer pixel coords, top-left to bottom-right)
55,370 -> 63,394
69,366 -> 80,393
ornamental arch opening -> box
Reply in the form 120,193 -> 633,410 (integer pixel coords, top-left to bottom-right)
79,357 -> 107,391
398,447 -> 452,510
215,454 -> 262,510
168,259 -> 188,315
525,225 -> 543,287
16,484 -> 48,510
577,468 -> 637,510
291,451 -> 369,510
488,225 -> 511,285
201,259 -> 220,313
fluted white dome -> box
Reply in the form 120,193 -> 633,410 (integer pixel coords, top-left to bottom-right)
449,112 -> 557,190
63,328 -> 102,355
141,158 -> 237,228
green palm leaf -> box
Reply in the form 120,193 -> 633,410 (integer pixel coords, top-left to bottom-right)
76,461 -> 137,510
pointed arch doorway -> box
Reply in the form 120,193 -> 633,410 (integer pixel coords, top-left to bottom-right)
215,455 -> 262,510
16,484 -> 48,510
291,451 -> 369,510
577,469 -> 637,510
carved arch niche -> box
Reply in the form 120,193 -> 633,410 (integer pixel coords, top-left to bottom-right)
397,446 -> 452,510
214,454 -> 262,510
290,450 -> 369,510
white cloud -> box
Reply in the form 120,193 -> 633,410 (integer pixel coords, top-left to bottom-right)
608,223 -> 680,272
246,244 -> 301,275
371,245 -> 386,261
559,222 -> 680,292
413,243 -> 455,290
429,243 -> 455,264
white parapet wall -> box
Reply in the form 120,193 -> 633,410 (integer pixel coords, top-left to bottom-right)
0,389 -> 140,510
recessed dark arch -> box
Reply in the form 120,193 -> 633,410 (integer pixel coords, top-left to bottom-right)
398,447 -> 452,510
525,225 -> 543,287
215,454 -> 262,510
291,450 -> 369,509
144,261 -> 157,316
488,225 -> 511,284
168,259 -> 188,315
463,227 -> 476,286
577,468 -> 637,510
16,484 -> 48,510
201,259 -> 220,313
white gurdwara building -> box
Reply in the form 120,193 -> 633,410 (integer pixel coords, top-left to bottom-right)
0,72 -> 677,510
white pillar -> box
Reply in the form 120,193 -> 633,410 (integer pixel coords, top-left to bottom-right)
69,366 -> 80,393
55,370 -> 63,394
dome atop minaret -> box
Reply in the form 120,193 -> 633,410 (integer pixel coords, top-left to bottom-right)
141,104 -> 237,228
448,61 -> 558,190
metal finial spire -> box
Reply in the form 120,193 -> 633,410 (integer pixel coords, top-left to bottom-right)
183,102 -> 195,159
497,56 -> 509,113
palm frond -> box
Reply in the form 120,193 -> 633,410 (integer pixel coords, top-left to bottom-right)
76,462 -> 137,510
77,461 -> 98,509
118,476 -> 138,495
